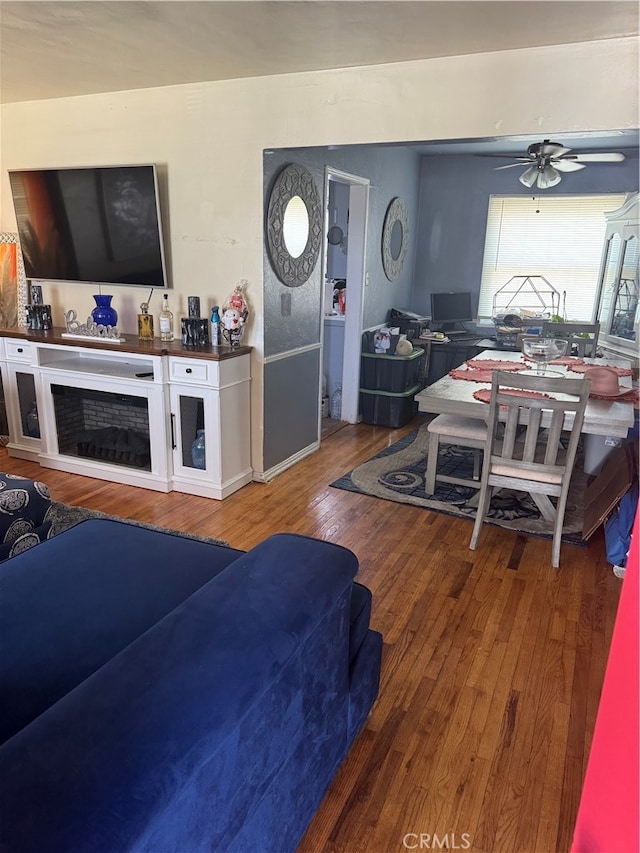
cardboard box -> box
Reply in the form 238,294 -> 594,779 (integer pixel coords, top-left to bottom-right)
582,442 -> 638,541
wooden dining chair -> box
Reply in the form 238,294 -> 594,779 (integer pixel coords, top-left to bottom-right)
425,414 -> 488,495
469,370 -> 591,568
541,321 -> 600,357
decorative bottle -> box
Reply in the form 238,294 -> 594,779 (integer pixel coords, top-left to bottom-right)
24,402 -> 40,439
191,429 -> 206,469
159,293 -> 174,342
210,306 -> 221,346
137,309 -> 154,340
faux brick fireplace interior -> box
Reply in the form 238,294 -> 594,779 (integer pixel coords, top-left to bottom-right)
52,384 -> 152,470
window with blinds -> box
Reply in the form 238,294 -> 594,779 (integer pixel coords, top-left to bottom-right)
478,193 -> 628,321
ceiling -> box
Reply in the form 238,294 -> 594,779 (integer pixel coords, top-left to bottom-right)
1,1 -> 639,106
1,1 -> 638,160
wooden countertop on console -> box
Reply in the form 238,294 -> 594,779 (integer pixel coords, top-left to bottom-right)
0,327 -> 251,361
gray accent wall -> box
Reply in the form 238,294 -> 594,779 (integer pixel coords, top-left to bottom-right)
263,144 -> 422,471
263,348 -> 321,472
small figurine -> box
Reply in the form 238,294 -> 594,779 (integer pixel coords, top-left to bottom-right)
221,306 -> 245,346
221,280 -> 249,346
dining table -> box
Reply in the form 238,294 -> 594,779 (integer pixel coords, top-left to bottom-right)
414,349 -> 635,439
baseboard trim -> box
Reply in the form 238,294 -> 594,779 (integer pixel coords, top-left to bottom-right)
253,440 -> 319,482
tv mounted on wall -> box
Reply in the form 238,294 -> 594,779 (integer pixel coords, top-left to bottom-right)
430,290 -> 474,333
8,164 -> 169,288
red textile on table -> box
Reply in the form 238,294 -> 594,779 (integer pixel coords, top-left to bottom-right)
464,359 -> 526,371
472,388 -> 554,403
449,368 -> 495,383
567,362 -> 634,377
571,510 -> 639,853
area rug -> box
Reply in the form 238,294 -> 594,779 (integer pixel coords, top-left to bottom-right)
46,502 -> 230,547
330,422 -> 587,545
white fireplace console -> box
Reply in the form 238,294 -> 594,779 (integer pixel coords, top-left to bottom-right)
0,329 -> 252,499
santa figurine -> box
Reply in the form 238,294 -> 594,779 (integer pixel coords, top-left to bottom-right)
221,281 -> 249,346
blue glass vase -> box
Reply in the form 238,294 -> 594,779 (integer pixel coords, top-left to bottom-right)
91,295 -> 118,327
191,429 -> 206,469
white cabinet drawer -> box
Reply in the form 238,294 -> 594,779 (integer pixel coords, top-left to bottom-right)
4,339 -> 35,364
169,357 -> 214,385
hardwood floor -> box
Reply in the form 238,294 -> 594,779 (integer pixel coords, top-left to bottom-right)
0,416 -> 621,853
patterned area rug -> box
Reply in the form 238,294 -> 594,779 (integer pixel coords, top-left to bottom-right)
47,502 -> 230,547
330,422 -> 587,545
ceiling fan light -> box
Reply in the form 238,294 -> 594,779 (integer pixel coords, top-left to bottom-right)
536,166 -> 562,189
519,166 -> 538,188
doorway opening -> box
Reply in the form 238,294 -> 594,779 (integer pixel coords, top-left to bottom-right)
320,168 -> 369,441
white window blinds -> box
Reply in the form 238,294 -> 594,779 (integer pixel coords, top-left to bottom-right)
478,193 -> 628,321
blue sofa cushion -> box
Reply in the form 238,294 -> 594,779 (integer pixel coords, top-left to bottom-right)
0,518 -> 242,744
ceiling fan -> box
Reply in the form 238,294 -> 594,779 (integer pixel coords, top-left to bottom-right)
492,139 -> 626,189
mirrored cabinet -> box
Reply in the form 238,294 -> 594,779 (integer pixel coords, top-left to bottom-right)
595,192 -> 639,356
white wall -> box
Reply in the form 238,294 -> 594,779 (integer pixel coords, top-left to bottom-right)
1,38 -> 638,473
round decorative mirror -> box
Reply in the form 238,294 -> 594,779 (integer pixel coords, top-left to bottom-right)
382,197 -> 409,281
267,164 -> 322,287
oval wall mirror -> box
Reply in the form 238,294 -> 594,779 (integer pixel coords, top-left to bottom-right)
267,164 -> 322,287
382,197 -> 409,281
283,196 -> 309,258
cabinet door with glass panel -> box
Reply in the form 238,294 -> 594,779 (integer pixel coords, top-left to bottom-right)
167,353 -> 251,500
168,381 -> 220,485
0,339 -> 42,457
596,193 -> 639,355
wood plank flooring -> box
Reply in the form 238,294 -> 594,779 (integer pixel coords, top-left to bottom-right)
0,416 -> 621,853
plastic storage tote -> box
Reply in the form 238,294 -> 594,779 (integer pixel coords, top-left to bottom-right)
360,348 -> 425,393
359,383 -> 421,427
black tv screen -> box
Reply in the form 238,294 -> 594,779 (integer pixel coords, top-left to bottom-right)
8,164 -> 168,288
430,291 -> 474,324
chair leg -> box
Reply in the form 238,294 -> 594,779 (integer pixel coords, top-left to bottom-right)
551,492 -> 569,569
472,448 -> 481,480
470,483 -> 492,551
425,431 -> 440,495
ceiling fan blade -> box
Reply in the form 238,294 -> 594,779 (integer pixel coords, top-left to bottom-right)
553,160 -> 586,172
531,141 -> 571,158
494,162 -> 533,170
562,152 -> 625,163
475,154 -> 532,160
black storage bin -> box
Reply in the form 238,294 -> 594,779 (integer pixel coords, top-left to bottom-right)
359,384 -> 421,428
360,348 -> 425,392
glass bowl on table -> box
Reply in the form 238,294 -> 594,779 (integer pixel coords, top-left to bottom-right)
521,338 -> 568,376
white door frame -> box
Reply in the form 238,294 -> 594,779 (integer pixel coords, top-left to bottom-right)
321,168 -> 370,426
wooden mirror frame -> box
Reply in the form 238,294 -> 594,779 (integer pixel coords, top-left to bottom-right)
266,164 -> 322,287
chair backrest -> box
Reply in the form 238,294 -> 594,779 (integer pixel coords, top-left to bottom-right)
541,321 -> 600,357
485,371 -> 591,478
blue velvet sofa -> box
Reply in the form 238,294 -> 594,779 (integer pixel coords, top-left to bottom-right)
0,519 -> 382,853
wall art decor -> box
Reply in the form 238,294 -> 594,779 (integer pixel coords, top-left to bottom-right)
0,233 -> 28,328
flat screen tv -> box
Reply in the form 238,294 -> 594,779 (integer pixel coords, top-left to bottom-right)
8,164 -> 168,288
430,290 -> 474,332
